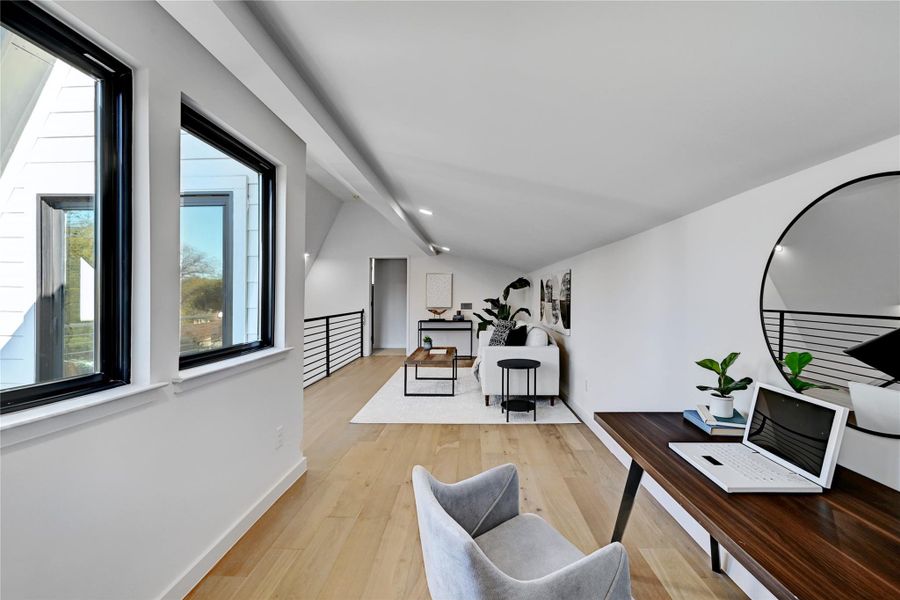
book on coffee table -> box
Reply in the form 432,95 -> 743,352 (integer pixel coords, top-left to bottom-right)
428,348 -> 447,355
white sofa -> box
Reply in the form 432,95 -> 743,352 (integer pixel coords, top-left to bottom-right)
477,323 -> 560,406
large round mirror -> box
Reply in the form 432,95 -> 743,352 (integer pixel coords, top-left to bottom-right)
760,172 -> 900,438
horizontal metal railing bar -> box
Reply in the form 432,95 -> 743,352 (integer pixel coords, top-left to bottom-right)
303,368 -> 326,381
304,330 -> 327,339
778,343 -> 876,361
331,345 -> 360,362
303,374 -> 326,386
328,335 -> 359,351
304,342 -> 326,354
761,309 -> 900,320
327,322 -> 361,334
328,323 -> 362,335
303,363 -> 326,376
304,310 -> 364,323
303,336 -> 326,347
802,368 -> 890,385
327,326 -> 360,339
303,362 -> 326,374
329,340 -> 360,356
303,322 -> 327,330
329,333 -> 361,348
772,331 -> 869,344
763,323 -> 878,337
304,354 -> 327,367
328,315 -> 363,325
801,362 -> 891,380
780,336 -> 847,350
303,350 -> 326,363
330,347 -> 359,365
764,321 -> 896,332
328,330 -> 361,345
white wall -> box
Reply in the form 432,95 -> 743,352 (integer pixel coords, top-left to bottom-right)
373,258 -> 408,349
528,136 -> 899,597
0,2 -> 307,599
305,201 -> 525,356
305,175 -> 342,275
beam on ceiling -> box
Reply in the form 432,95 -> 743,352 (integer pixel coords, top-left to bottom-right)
157,0 -> 436,256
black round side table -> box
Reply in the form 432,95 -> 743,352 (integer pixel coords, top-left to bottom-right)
497,358 -> 541,422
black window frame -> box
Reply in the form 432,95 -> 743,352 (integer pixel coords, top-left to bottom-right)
179,103 -> 276,370
180,192 -> 234,354
0,1 -> 132,414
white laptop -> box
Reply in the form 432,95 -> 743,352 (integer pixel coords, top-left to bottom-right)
670,383 -> 849,493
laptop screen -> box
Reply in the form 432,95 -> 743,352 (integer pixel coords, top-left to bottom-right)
745,386 -> 837,477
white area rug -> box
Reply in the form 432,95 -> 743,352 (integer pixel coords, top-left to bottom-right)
351,366 -> 579,424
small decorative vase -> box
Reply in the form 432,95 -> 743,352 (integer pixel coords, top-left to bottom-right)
423,341 -> 432,351
709,396 -> 734,418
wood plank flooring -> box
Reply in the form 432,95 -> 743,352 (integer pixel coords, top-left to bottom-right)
187,355 -> 746,599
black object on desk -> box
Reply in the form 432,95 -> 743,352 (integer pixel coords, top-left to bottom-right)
498,358 -> 540,422
418,319 -> 474,359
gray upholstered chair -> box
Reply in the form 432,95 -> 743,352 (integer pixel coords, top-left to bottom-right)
412,463 -> 632,600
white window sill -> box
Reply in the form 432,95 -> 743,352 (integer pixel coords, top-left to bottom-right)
0,381 -> 169,449
172,346 -> 294,394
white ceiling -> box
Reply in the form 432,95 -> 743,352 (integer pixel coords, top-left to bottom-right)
250,1 -> 900,271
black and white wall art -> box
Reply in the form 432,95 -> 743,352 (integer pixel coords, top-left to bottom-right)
540,269 -> 571,335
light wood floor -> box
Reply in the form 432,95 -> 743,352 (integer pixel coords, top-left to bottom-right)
187,355 -> 746,599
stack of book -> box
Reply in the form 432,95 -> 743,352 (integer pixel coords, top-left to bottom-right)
683,405 -> 747,436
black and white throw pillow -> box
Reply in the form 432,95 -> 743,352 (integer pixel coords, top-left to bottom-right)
489,320 -> 514,346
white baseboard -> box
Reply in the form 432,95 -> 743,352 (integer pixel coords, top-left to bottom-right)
561,395 -> 777,600
159,456 -> 308,600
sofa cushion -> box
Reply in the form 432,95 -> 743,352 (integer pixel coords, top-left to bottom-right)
474,513 -> 585,581
525,327 -> 549,347
506,325 -> 528,346
489,320 -> 514,346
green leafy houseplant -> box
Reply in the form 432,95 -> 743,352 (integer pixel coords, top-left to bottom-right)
695,352 -> 754,398
781,351 -> 834,393
474,277 -> 532,335
423,336 -> 433,350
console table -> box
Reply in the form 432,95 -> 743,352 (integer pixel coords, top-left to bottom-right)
417,319 -> 474,359
594,412 -> 900,600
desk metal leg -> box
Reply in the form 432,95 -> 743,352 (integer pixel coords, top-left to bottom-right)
611,460 -> 644,543
710,536 -> 722,573
404,363 -> 408,396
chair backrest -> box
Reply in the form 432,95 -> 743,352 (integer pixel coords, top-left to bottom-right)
412,466 -> 508,600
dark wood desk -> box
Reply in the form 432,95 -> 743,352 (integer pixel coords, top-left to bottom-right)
594,412 -> 900,600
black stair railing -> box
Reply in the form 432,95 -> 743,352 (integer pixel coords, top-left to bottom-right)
303,310 -> 364,387
762,309 -> 900,388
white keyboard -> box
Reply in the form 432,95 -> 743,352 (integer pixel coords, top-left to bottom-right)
692,443 -> 805,483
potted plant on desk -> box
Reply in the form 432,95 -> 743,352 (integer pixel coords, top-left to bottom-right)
695,352 -> 753,418
423,336 -> 433,351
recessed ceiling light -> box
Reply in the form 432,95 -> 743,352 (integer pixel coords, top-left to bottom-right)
304,252 -> 310,260
419,208 -> 433,216
438,246 -> 450,252
774,244 -> 784,253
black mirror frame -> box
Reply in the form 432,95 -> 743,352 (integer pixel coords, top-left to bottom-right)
758,170 -> 900,439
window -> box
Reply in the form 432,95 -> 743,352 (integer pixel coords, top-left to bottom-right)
179,104 -> 275,368
0,2 -> 131,413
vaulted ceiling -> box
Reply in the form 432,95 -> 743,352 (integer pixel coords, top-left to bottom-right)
179,1 -> 900,272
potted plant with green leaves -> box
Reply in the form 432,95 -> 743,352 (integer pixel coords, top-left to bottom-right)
781,351 -> 834,393
474,277 -> 532,336
696,352 -> 754,418
423,336 -> 433,351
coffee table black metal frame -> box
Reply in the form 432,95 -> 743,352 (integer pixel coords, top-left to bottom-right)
404,349 -> 458,397
498,358 -> 541,422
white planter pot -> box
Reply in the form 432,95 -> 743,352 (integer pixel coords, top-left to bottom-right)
709,396 -> 734,418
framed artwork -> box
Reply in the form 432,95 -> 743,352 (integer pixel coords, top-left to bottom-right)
425,273 -> 453,310
539,269 -> 571,335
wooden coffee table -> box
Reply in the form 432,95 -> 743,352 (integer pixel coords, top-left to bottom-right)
404,346 -> 458,396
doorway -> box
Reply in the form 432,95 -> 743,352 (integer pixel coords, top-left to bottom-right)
369,258 -> 408,354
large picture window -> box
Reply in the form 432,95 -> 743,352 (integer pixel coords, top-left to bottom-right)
179,104 -> 275,369
0,2 -> 131,413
